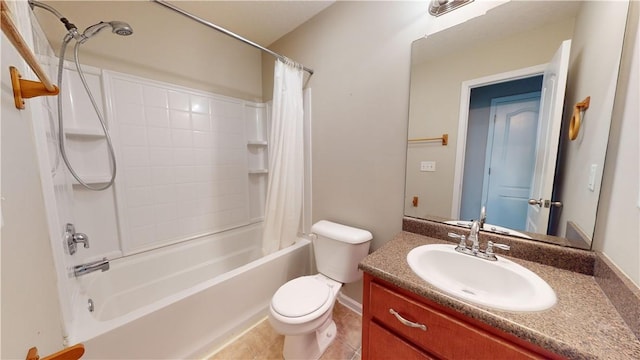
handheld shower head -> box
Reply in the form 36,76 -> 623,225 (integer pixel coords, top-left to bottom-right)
81,21 -> 133,41
109,21 -> 134,36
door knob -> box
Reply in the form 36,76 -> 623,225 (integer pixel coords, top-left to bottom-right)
548,200 -> 563,208
528,199 -> 563,208
528,198 -> 543,207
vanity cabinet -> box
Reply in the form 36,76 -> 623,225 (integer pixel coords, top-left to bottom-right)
362,273 -> 564,360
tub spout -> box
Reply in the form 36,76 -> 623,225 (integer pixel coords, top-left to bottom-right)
74,258 -> 109,277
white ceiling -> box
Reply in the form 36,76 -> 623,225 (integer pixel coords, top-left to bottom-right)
156,0 -> 335,46
34,0 -> 334,47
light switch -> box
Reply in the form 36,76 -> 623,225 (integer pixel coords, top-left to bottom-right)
588,164 -> 597,191
420,161 -> 436,172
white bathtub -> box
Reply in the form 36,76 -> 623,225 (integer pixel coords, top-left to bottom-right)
66,223 -> 311,359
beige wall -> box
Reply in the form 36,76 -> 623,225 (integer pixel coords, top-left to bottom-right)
264,1 -> 435,300
265,1 -> 433,251
33,1 -> 263,101
267,0 -> 640,293
556,1 -> 629,239
1,26 -> 64,359
593,0 -> 640,286
405,19 -> 574,219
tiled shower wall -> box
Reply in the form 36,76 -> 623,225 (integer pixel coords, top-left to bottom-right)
59,68 -> 268,259
105,72 -> 268,255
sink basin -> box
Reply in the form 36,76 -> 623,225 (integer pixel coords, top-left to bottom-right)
407,244 -> 556,312
444,220 -> 532,239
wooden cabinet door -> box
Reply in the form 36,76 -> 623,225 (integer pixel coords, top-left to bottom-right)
362,274 -> 563,360
369,321 -> 435,360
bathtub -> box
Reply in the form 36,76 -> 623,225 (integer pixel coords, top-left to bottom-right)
66,223 -> 311,359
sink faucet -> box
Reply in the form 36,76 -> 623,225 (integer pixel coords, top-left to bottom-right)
448,219 -> 511,261
468,220 -> 481,254
479,206 -> 486,229
73,258 -> 109,277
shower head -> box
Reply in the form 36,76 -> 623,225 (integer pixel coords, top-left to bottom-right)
81,21 -> 133,41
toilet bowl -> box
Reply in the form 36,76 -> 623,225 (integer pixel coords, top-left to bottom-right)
269,274 -> 342,359
268,220 -> 372,360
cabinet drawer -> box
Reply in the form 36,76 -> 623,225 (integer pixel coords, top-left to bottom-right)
369,321 -> 435,360
369,281 -> 544,359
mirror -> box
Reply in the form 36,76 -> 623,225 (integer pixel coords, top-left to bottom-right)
404,1 -> 630,249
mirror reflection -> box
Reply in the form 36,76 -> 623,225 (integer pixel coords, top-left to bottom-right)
405,1 -> 629,249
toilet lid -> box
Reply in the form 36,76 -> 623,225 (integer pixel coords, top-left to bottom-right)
271,277 -> 331,318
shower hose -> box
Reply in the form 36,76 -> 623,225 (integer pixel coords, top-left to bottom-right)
56,34 -> 117,191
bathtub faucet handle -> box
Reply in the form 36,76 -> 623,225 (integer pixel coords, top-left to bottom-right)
66,223 -> 90,255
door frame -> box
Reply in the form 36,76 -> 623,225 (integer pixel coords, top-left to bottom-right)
451,64 -> 546,219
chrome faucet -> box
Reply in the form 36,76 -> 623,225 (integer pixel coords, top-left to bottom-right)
468,219 -> 481,254
73,258 -> 109,277
66,223 -> 89,255
448,218 -> 510,261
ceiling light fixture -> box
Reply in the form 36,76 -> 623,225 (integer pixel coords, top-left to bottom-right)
428,0 -> 474,17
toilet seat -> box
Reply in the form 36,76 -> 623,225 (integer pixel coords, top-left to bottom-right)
271,276 -> 331,318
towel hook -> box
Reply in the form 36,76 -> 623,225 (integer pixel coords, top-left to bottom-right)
569,96 -> 590,141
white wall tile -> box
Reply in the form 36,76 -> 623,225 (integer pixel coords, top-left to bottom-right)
126,187 -> 154,207
190,95 -> 210,114
119,125 -> 147,146
170,110 -> 191,130
192,114 -> 211,131
171,129 -> 193,147
155,221 -> 181,242
173,148 -> 196,166
177,200 -> 200,219
194,149 -> 213,165
145,107 -> 170,128
152,184 -> 177,204
193,131 -> 213,148
212,117 -> 243,133
153,203 -> 178,223
174,166 -> 197,184
124,167 -> 151,187
176,183 -> 198,201
147,127 -> 172,147
129,225 -> 156,247
143,86 -> 168,108
168,90 -> 190,111
122,146 -> 150,167
211,99 -> 242,118
195,166 -> 213,182
151,166 -> 175,185
109,73 -> 256,254
148,147 -> 174,167
116,103 -> 145,125
128,205 -> 156,228
114,79 -> 144,105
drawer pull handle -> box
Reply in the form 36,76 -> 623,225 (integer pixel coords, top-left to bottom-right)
389,308 -> 427,331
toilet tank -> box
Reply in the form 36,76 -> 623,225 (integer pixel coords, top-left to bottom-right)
311,220 -> 373,283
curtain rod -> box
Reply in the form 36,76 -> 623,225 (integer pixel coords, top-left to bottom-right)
152,0 -> 314,75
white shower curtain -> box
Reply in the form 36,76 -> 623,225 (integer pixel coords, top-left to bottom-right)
262,59 -> 304,255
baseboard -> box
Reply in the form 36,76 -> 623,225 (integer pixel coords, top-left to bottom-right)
337,291 -> 362,316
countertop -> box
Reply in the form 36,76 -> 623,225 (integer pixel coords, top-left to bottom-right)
359,231 -> 640,360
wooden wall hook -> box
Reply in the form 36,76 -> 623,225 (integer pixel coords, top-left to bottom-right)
10,66 -> 60,110
569,96 -> 590,141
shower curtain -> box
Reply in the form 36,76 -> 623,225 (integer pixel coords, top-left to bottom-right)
262,59 -> 304,255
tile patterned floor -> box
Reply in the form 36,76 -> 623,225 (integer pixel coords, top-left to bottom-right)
209,302 -> 362,360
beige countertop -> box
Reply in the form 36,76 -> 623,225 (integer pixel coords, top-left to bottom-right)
359,231 -> 640,360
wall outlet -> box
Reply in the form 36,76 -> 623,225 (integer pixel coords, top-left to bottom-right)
420,161 -> 436,172
588,164 -> 597,191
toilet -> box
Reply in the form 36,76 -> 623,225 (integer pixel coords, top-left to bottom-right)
268,220 -> 373,360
